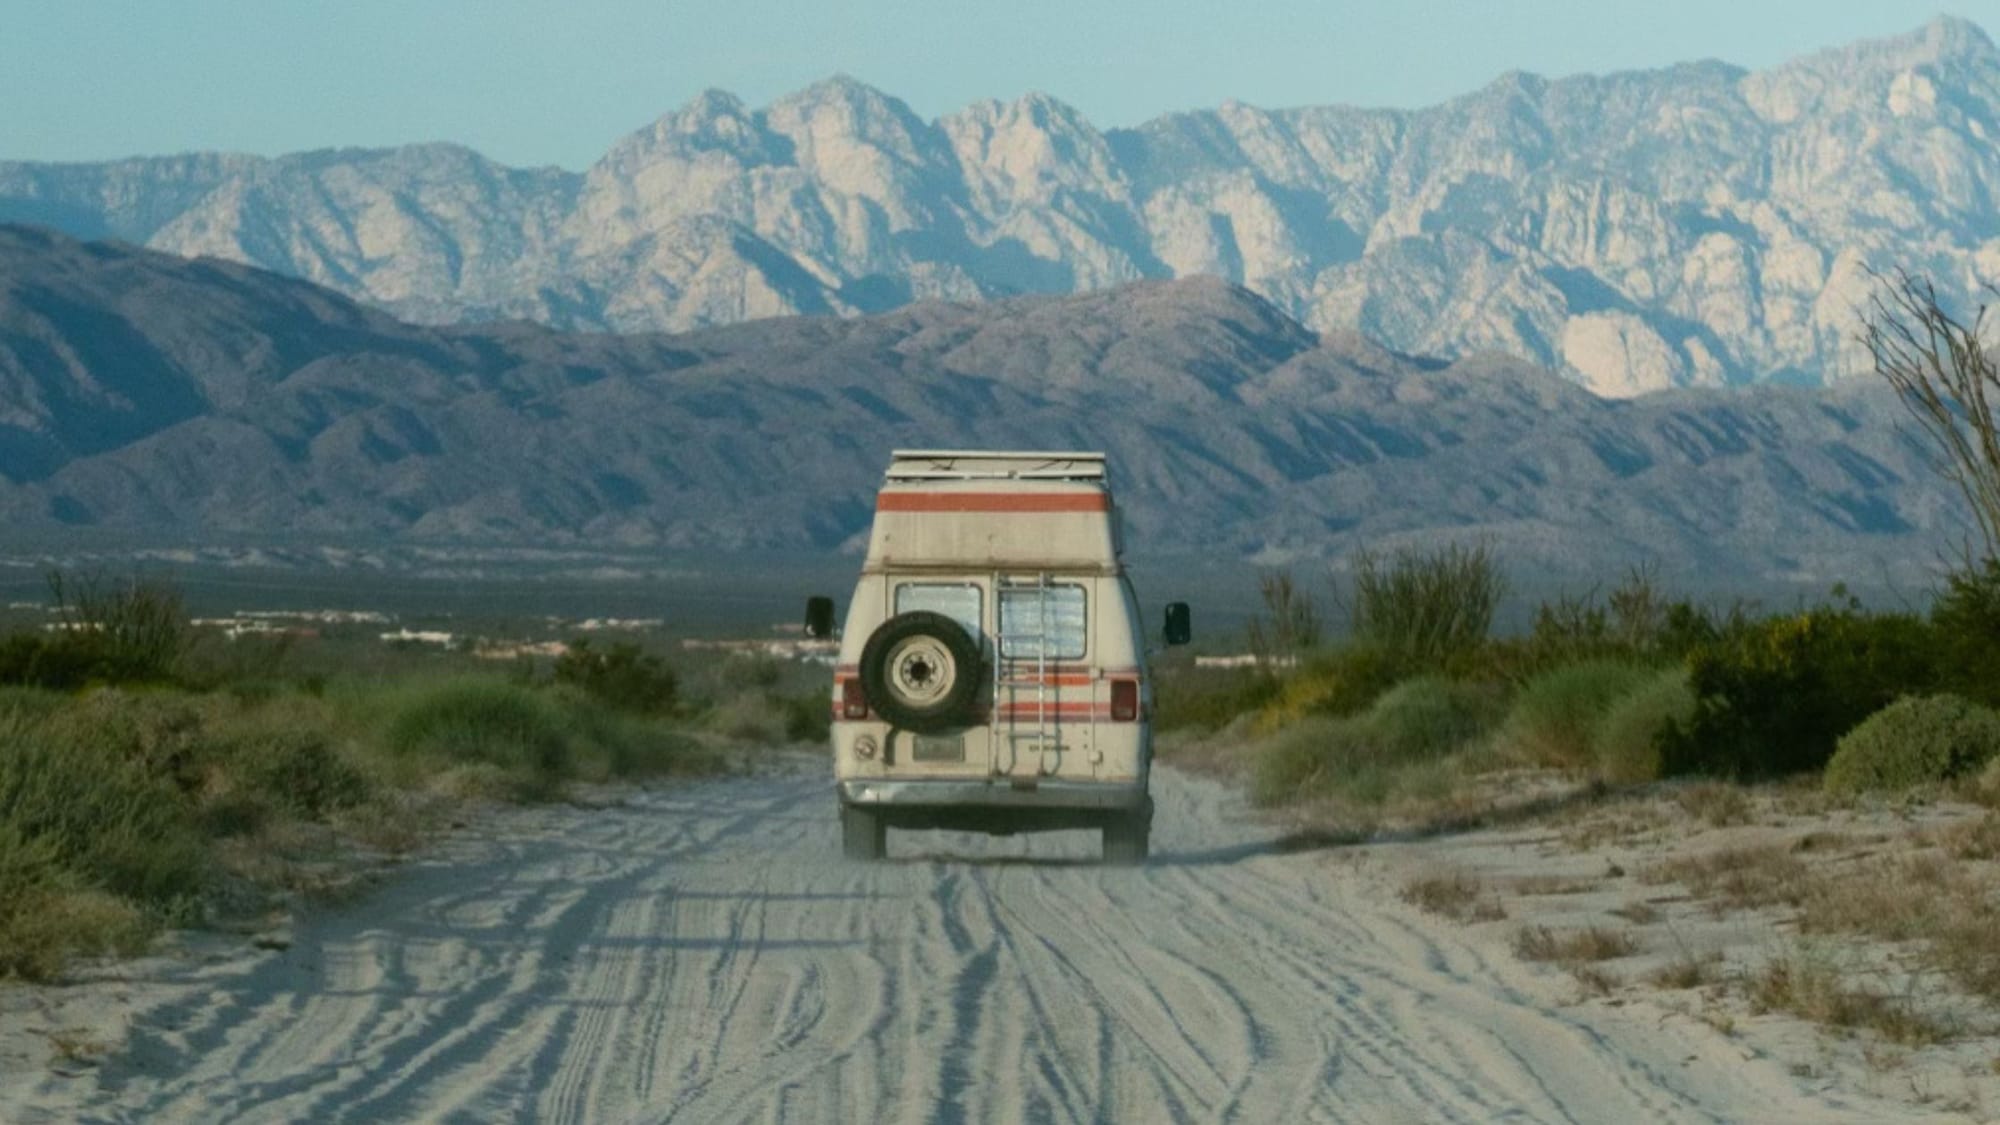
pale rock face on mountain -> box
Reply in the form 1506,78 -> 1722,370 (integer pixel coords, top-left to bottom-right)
4,18 -> 1999,396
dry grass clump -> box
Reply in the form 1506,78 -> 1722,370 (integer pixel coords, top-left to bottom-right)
1513,924 -> 1639,963
1749,952 -> 1950,1046
1509,875 -> 1597,896
1609,900 -> 1661,924
1936,814 -> 2000,861
1642,845 -> 1808,912
1400,872 -> 1506,922
1672,782 -> 1753,827
1649,949 -> 1723,990
1976,758 -> 2000,808
1646,832 -> 2000,1008
1795,853 -> 2000,1002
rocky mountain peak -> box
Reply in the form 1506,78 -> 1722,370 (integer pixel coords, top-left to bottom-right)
8,19 -> 2000,396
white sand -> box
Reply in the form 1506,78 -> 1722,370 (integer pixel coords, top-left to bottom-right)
0,765 -> 1961,1123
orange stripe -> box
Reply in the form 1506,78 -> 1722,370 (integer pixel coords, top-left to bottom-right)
876,492 -> 1109,513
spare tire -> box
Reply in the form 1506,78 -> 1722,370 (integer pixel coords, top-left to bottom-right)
859,611 -> 981,733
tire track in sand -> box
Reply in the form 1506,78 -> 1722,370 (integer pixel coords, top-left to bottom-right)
2,765 -> 1956,1124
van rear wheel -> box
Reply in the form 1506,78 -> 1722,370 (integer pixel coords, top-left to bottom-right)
1101,807 -> 1150,866
842,804 -> 887,861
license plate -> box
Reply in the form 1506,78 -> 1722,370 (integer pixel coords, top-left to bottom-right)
911,734 -> 963,762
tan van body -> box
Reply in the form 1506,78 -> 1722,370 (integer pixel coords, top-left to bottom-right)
829,451 -> 1160,862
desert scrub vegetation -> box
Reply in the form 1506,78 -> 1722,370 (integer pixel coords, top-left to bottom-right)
0,572 -> 765,982
1213,531 -> 2000,821
1251,676 -> 1502,809
1823,695 -> 2000,795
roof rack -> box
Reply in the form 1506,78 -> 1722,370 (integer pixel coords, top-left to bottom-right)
886,450 -> 1108,482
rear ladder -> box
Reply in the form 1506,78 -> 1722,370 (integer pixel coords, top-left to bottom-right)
992,572 -> 1059,778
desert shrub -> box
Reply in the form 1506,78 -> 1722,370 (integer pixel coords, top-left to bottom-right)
385,679 -> 570,790
0,631 -> 99,690
1499,660 -> 1654,769
0,726 -> 207,908
1154,665 -> 1280,733
36,689 -> 218,800
1256,643 -> 1412,731
1252,716 -> 1377,805
1593,667 -> 1694,784
545,689 -> 711,779
1252,677 -> 1497,807
1246,569 -> 1322,663
1823,694 -> 2000,795
0,825 -> 148,980
553,638 -> 678,715
0,684 -> 66,725
781,691 -> 831,743
1660,609 -> 1939,779
228,729 -> 371,818
48,570 -> 189,683
1977,758 -> 2000,808
1367,677 -> 1503,759
704,690 -> 787,743
1932,558 -> 2000,709
1345,542 -> 1505,668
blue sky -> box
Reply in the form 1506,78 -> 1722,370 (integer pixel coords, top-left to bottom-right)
1,2 -> 1983,169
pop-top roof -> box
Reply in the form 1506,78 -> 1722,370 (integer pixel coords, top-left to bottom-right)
886,450 -> 1107,482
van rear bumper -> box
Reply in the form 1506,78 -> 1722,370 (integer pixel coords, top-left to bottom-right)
838,777 -> 1147,811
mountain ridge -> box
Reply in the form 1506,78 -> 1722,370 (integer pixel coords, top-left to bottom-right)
0,225 -> 1965,584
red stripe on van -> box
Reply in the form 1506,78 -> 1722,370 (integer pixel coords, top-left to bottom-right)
876,493 -> 1110,513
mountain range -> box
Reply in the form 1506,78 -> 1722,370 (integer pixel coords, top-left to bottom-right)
0,225 -> 1960,583
3,18 -> 1997,399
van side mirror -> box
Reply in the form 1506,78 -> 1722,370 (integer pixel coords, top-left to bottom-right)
804,596 -> 836,639
1164,602 -> 1192,646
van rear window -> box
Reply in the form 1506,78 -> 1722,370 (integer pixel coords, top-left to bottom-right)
894,583 -> 983,644
999,584 -> 1086,660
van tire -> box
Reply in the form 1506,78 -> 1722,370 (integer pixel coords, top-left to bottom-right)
858,611 -> 981,733
842,804 -> 886,861
1101,807 -> 1150,865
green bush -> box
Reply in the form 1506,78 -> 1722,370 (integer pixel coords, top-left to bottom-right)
1346,542 -> 1506,668
545,689 -> 711,779
1154,665 -> 1281,733
1932,558 -> 2000,709
1263,642 -> 1411,728
1252,716 -> 1377,805
1593,667 -> 1693,784
1978,758 -> 2000,808
0,726 -> 207,909
1500,660 -> 1655,769
1252,676 -> 1498,807
229,729 -> 371,819
553,639 -> 678,715
1824,695 -> 2000,795
1661,610 -> 1939,779
1367,677 -> 1503,759
781,691 -> 831,743
0,631 -> 100,690
0,572 -> 193,689
0,824 -> 147,980
386,680 -> 570,790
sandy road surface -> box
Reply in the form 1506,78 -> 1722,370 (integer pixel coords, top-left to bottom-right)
0,765 -> 1944,1123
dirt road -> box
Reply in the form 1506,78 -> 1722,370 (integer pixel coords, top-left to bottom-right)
0,766 -> 1939,1123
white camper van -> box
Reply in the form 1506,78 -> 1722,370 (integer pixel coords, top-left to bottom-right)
805,450 -> 1190,864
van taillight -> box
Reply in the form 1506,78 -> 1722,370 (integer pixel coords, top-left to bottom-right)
1110,679 -> 1139,722
842,678 -> 869,720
